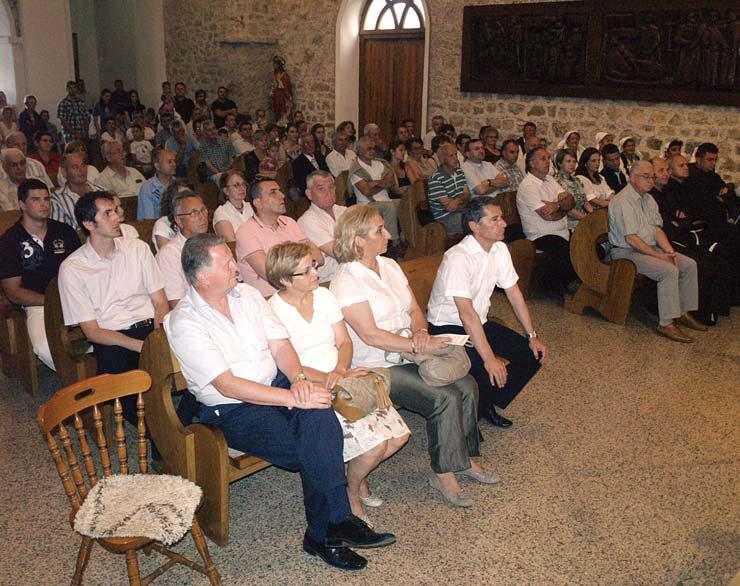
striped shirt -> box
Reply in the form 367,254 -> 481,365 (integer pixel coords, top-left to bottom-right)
428,166 -> 467,220
51,182 -> 100,230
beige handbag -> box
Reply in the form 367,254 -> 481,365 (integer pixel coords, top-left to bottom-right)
331,368 -> 392,422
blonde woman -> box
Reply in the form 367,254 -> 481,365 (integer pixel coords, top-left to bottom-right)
330,205 -> 498,508
266,242 -> 410,524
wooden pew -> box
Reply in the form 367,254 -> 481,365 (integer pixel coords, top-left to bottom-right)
127,218 -> 156,254
398,180 -> 447,260
139,328 -> 271,546
399,254 -> 443,310
335,170 -> 349,206
118,195 -> 138,224
564,208 -> 638,324
44,277 -> 97,386
0,210 -> 40,396
494,191 -> 537,299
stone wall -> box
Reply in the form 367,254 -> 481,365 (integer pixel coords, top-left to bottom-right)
163,0 -> 740,182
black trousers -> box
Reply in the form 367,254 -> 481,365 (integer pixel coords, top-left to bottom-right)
429,321 -> 541,413
533,234 -> 577,292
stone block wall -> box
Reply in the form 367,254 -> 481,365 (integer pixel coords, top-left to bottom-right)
163,0 -> 739,182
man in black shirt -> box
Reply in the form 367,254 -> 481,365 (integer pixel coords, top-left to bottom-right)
600,143 -> 627,193
684,142 -> 739,230
110,79 -> 130,114
173,82 -> 195,124
211,86 -> 237,129
0,179 -> 81,369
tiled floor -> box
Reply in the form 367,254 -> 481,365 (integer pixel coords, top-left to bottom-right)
2,295 -> 738,585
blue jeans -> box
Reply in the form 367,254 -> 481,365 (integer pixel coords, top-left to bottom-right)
199,402 -> 350,541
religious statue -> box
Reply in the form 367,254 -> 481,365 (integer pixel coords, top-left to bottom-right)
271,55 -> 293,125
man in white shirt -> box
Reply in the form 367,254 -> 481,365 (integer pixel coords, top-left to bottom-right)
58,191 -> 168,377
461,139 -> 510,198
165,233 -> 395,571
0,149 -> 28,211
428,196 -> 547,429
348,137 -> 401,249
423,115 -> 445,151
156,191 -> 209,308
2,131 -> 54,189
516,147 -> 578,295
231,120 -> 255,155
51,152 -> 100,229
297,171 -> 346,283
325,132 -> 357,178
96,141 -> 146,199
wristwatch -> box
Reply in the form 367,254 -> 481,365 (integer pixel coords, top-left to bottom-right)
527,331 -> 538,340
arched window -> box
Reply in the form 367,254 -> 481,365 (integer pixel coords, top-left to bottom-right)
362,0 -> 425,32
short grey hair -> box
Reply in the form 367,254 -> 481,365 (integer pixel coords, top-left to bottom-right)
181,233 -> 226,287
363,123 -> 379,136
355,136 -> 372,154
0,148 -> 24,165
306,170 -> 333,190
170,119 -> 186,133
629,160 -> 652,178
101,140 -> 122,160
171,189 -> 201,217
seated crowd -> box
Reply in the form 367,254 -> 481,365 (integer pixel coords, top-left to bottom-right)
1,78 -> 738,571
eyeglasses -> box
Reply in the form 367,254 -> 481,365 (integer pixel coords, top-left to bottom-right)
228,182 -> 247,189
291,260 -> 319,277
635,173 -> 656,181
176,207 -> 208,218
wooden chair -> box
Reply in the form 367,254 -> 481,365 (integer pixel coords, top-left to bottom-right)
140,329 -> 271,546
128,219 -> 156,254
564,208 -> 638,325
399,180 -> 447,260
118,196 -> 138,224
44,277 -> 97,387
37,371 -> 222,586
496,191 -> 538,299
335,170 -> 349,205
399,254 -> 444,310
275,162 -> 293,195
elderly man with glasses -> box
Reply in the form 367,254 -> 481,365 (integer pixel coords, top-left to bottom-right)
608,161 -> 703,343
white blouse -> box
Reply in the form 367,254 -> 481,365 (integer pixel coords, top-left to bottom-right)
330,257 -> 412,368
152,215 -> 176,252
268,287 -> 343,372
213,200 -> 254,237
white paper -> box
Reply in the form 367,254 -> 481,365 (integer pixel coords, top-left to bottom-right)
435,333 -> 470,346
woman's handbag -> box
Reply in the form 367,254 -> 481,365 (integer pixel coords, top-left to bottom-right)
387,328 -> 472,387
332,368 -> 392,422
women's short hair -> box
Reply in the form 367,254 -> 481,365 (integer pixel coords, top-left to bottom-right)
554,148 -> 577,170
266,242 -> 311,290
333,204 -> 381,264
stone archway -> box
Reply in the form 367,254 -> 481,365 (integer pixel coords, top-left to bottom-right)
335,0 -> 430,132
0,0 -> 24,107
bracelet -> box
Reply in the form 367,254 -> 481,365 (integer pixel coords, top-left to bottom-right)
526,331 -> 538,340
413,328 -> 428,334
293,372 -> 307,384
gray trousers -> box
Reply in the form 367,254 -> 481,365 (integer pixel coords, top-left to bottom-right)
389,364 -> 480,474
610,247 -> 699,325
370,200 -> 400,240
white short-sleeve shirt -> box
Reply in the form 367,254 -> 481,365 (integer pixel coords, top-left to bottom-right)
96,165 -> 146,199
119,223 -> 139,239
427,236 -> 518,327
297,203 -> 346,283
326,149 -> 357,177
351,159 -> 391,203
164,284 -> 289,406
213,201 -> 254,237
330,257 -> 412,368
152,216 -> 176,252
268,287 -> 343,372
461,159 -> 497,195
156,232 -> 188,302
516,173 -> 570,241
58,237 -> 164,329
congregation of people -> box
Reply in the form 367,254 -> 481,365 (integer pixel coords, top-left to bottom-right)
1,78 -> 739,572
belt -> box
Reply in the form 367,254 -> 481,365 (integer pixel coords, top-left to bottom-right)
123,318 -> 154,331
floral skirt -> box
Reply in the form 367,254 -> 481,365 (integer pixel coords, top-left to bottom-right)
336,406 -> 410,462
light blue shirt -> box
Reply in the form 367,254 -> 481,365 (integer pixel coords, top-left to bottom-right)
137,174 -> 170,220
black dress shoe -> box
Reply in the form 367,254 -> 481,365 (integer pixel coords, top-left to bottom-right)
303,533 -> 367,571
481,406 -> 512,428
325,514 -> 396,549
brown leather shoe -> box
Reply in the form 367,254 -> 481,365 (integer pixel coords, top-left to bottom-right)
676,314 -> 709,332
656,324 -> 693,343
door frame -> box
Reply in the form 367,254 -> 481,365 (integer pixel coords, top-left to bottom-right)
335,0 -> 431,134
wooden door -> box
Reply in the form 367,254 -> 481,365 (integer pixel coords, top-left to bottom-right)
359,33 -> 424,146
